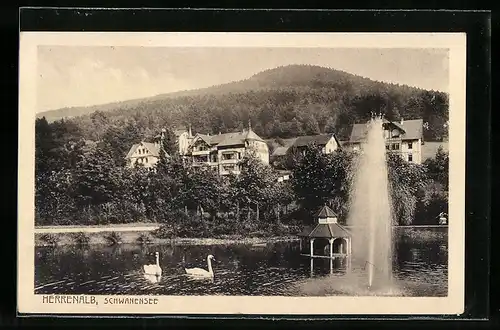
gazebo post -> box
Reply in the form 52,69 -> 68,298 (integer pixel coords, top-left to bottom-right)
347,237 -> 352,271
329,238 -> 334,260
310,238 -> 315,257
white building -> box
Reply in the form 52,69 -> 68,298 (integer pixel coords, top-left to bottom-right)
188,125 -> 269,176
349,118 -> 424,164
125,142 -> 161,171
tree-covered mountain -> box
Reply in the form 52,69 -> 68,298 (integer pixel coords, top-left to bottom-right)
37,64 -> 449,142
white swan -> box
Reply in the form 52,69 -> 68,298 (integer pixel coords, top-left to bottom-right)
185,254 -> 215,278
143,252 -> 162,276
143,273 -> 162,283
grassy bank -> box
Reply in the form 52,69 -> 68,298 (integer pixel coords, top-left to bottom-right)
34,230 -> 300,247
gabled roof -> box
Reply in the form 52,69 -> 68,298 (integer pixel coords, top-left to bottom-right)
212,132 -> 246,147
142,142 -> 160,157
298,223 -> 351,238
125,141 -> 161,159
271,146 -> 289,157
293,134 -> 335,147
350,119 -> 424,143
191,128 -> 266,148
316,205 -> 338,218
245,129 -> 265,142
173,129 -> 187,137
191,134 -> 213,146
125,143 -> 140,158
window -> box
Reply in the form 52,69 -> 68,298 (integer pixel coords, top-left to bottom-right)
408,154 -> 413,162
145,157 -> 148,163
392,143 -> 399,150
222,153 -> 237,160
385,144 -> 390,150
408,142 -> 413,150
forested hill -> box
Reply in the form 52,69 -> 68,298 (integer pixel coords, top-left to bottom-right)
37,64 -> 449,141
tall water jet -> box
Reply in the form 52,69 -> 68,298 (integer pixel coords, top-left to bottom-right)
348,115 -> 393,289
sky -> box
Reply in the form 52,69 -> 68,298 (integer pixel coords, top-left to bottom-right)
37,46 -> 449,113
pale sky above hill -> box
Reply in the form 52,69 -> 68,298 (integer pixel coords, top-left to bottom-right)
37,46 -> 449,113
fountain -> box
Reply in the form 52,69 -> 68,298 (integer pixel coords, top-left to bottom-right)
348,113 -> 394,289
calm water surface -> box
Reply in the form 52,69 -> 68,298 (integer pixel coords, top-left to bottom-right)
35,229 -> 448,297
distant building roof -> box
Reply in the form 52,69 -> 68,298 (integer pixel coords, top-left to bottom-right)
350,119 -> 424,143
216,132 -> 247,147
173,129 -> 187,137
271,146 -> 289,157
293,134 -> 336,147
193,128 -> 266,148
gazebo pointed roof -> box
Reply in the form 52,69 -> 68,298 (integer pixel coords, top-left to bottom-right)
316,205 -> 338,218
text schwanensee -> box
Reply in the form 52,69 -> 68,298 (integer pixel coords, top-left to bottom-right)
41,295 -> 159,306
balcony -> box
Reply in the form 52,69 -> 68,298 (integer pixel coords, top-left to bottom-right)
220,158 -> 239,164
191,149 -> 210,156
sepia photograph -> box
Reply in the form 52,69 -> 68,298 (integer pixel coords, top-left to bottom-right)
18,32 -> 466,315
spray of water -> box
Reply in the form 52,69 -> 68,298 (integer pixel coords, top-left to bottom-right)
348,115 -> 393,288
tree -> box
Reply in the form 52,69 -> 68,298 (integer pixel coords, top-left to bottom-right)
161,128 -> 178,156
423,146 -> 449,190
303,116 -> 321,135
35,169 -> 76,225
72,145 -> 123,217
291,144 -> 336,220
387,153 -> 427,225
102,122 -> 143,166
236,153 -> 279,223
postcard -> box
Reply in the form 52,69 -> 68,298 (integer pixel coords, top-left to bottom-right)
18,32 -> 466,316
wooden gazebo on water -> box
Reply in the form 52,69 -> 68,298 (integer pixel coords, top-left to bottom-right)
298,205 -> 352,266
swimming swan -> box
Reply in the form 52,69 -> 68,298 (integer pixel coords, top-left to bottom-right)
143,252 -> 162,276
185,255 -> 215,277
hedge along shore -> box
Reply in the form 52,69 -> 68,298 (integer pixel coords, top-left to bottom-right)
33,224 -> 447,247
34,224 -> 300,247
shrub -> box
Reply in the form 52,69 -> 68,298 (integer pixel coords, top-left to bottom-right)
104,231 -> 123,245
153,225 -> 176,239
137,232 -> 154,245
72,232 -> 91,246
39,233 -> 59,246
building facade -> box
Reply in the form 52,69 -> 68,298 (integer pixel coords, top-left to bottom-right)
270,133 -> 342,169
152,127 -> 194,156
348,118 -> 424,164
292,134 -> 342,155
188,126 -> 269,175
125,142 -> 161,170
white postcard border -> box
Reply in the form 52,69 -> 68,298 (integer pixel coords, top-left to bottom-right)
18,32 -> 466,315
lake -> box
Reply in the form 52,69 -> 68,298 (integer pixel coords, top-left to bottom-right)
34,228 -> 448,297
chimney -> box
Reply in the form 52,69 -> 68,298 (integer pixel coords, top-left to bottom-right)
188,124 -> 192,137
400,118 -> 404,125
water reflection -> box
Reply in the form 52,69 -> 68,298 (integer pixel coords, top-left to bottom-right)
35,230 -> 448,297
